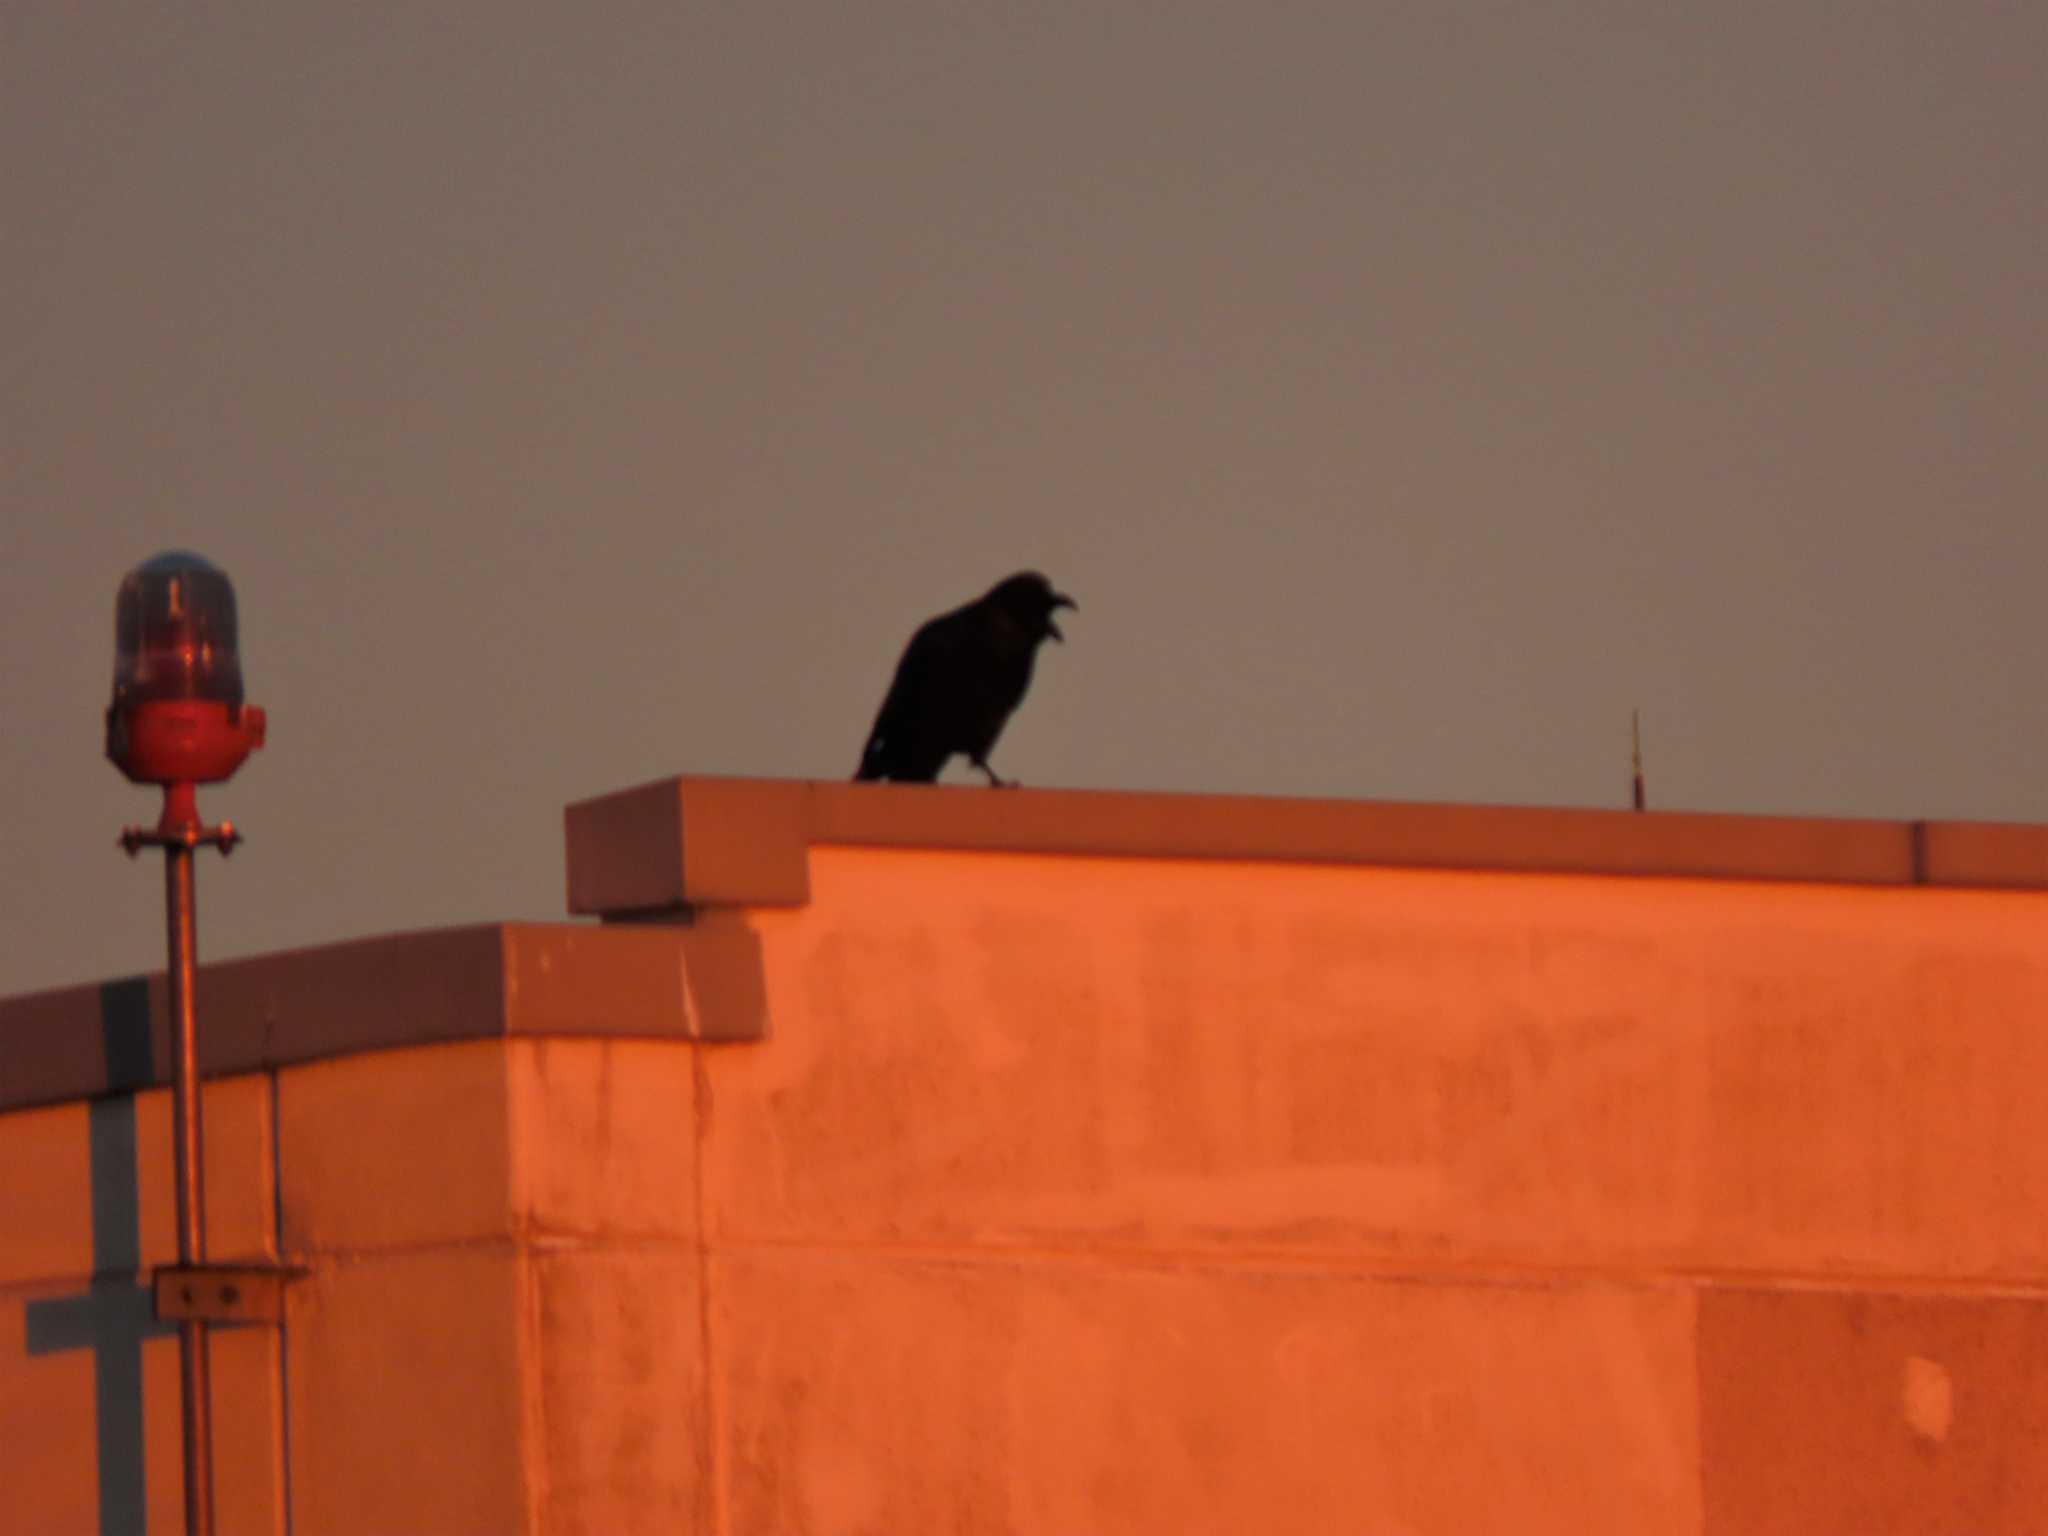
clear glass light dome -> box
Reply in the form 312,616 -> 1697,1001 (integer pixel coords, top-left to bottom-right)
111,551 -> 245,710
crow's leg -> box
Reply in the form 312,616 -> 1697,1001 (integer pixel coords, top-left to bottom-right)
971,756 -> 1017,789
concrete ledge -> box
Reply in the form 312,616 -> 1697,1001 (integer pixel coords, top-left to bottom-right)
1918,820 -> 2048,889
564,776 -> 2048,917
565,777 -> 810,915
0,921 -> 767,1115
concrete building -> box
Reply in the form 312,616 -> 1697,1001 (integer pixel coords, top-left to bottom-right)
5,777 -> 2048,1533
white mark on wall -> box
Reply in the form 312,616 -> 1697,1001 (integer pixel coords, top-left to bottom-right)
1902,1355 -> 1953,1445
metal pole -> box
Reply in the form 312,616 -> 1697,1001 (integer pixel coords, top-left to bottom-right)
165,841 -> 214,1536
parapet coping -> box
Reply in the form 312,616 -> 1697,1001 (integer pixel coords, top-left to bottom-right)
564,775 -> 2048,916
12,778 -> 2045,1114
0,919 -> 768,1116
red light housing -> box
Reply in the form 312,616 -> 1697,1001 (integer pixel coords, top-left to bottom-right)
106,552 -> 266,793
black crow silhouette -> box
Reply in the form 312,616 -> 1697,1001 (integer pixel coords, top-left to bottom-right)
854,571 -> 1077,785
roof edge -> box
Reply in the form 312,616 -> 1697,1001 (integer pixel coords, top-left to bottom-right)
0,922 -> 764,1116
563,776 -> 2048,917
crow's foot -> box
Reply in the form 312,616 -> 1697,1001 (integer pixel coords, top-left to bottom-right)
973,760 -> 1017,789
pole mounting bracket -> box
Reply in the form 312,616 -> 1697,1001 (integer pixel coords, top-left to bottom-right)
153,1264 -> 306,1325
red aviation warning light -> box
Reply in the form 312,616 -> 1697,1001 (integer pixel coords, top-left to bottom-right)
103,549 -> 272,1535
105,551 -> 266,839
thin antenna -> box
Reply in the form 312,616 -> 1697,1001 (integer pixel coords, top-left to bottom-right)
1630,707 -> 1646,812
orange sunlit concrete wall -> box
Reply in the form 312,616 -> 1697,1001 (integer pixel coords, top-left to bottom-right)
704,847 -> 2048,1534
6,781 -> 2048,1534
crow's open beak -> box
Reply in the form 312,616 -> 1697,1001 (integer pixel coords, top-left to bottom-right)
1048,592 -> 1076,642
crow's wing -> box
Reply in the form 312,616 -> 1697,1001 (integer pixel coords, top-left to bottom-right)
855,607 -> 977,781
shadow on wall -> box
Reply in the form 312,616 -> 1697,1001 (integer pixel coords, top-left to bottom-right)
23,980 -> 177,1536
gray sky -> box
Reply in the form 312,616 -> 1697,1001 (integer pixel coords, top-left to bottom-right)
4,2 -> 2044,995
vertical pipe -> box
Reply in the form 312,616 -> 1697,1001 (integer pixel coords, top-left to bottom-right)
166,843 -> 214,1536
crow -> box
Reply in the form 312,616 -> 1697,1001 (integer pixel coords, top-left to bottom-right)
854,571 -> 1077,785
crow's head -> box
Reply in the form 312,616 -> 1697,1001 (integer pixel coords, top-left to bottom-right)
987,571 -> 1078,643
